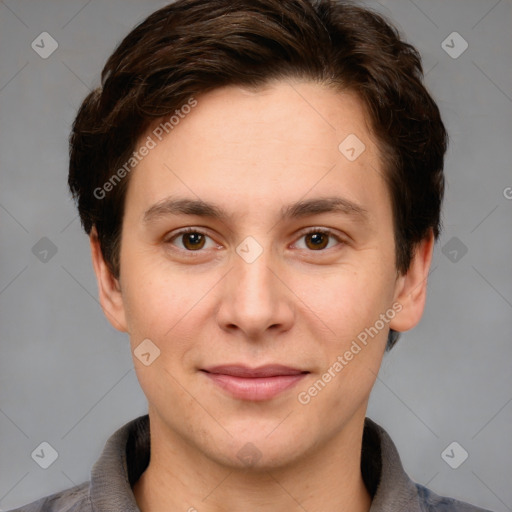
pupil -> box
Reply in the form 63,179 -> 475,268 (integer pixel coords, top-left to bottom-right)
184,233 -> 204,249
307,232 -> 328,249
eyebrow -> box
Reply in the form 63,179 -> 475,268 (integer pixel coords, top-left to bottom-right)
142,196 -> 369,224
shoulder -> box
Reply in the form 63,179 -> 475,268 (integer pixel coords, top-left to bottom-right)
415,483 -> 494,512
6,482 -> 92,512
364,417 -> 494,512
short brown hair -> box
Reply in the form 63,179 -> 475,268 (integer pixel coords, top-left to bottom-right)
68,0 -> 447,350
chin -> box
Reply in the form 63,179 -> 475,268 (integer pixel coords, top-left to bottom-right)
211,421 -> 311,469
213,439 -> 307,473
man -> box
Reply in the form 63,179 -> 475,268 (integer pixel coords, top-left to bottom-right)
9,0 -> 492,511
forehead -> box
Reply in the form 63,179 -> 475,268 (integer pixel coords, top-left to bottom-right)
124,80 -> 389,223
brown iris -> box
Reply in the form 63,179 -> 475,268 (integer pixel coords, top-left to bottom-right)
304,232 -> 329,250
182,232 -> 206,250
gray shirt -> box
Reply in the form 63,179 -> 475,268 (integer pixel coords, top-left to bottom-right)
7,415 -> 492,512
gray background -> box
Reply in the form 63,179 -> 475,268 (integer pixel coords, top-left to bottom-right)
1,0 -> 511,510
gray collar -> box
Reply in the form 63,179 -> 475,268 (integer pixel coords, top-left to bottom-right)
87,415 -> 484,512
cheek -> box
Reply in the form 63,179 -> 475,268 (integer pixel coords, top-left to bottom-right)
126,280 -> 198,343
119,251 -> 190,344
119,246 -> 225,367
294,269 -> 391,416
291,260 -> 395,342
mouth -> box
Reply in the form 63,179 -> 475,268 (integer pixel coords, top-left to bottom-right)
200,364 -> 310,401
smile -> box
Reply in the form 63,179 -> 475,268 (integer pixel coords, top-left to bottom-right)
201,365 -> 309,401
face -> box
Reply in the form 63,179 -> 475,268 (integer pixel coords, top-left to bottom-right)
92,80 -> 432,470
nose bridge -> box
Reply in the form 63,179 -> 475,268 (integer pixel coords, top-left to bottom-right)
233,237 -> 277,310
216,235 -> 293,337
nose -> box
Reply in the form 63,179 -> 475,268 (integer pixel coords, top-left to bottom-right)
215,242 -> 295,341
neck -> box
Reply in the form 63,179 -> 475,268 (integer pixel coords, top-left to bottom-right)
133,410 -> 372,512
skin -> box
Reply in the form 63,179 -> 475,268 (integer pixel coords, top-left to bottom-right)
90,80 -> 434,512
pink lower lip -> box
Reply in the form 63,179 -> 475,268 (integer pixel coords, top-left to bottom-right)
203,372 -> 307,401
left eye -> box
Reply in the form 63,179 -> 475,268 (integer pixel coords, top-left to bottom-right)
293,229 -> 343,251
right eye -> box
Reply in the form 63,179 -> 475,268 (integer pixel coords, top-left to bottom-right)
165,227 -> 221,254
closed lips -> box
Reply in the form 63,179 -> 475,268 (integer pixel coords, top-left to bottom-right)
201,365 -> 309,378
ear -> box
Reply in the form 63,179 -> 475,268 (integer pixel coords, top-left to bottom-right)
89,226 -> 128,333
389,230 -> 435,333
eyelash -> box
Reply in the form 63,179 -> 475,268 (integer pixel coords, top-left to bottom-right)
164,227 -> 346,257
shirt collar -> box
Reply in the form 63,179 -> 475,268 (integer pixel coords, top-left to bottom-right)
89,414 -> 421,511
